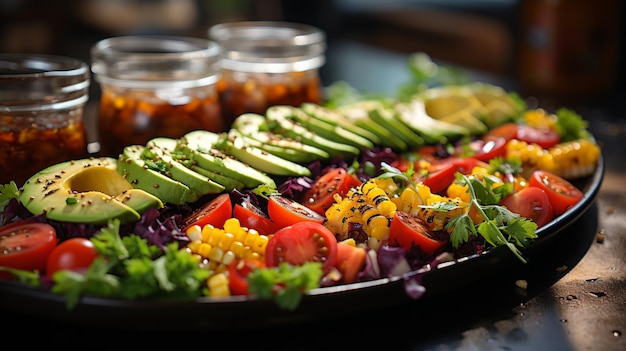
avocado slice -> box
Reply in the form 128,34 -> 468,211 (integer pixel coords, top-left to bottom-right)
19,157 -> 163,224
182,130 -> 277,190
336,101 -> 408,151
118,145 -> 201,205
188,165 -> 245,191
227,129 -> 317,164
418,85 -> 488,135
467,82 -> 521,128
367,103 -> 425,148
214,130 -> 312,177
299,102 -> 382,145
232,113 -> 329,163
395,99 -> 470,144
280,105 -> 375,150
266,105 -> 361,159
144,138 -> 225,196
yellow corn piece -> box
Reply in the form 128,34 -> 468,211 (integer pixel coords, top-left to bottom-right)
549,138 -> 601,179
523,108 -> 558,131
506,139 -> 555,178
207,272 -> 230,298
324,179 -> 396,250
186,218 -> 268,275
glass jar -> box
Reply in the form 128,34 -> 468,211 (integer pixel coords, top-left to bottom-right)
0,54 -> 90,186
209,21 -> 326,128
91,36 -> 223,157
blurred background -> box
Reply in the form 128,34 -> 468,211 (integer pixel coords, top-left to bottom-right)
1,0 -> 624,109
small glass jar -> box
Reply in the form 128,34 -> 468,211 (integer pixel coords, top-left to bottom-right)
209,21 -> 326,127
91,36 -> 223,157
0,54 -> 90,186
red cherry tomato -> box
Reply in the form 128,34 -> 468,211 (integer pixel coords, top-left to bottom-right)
483,122 -> 519,141
529,170 -> 584,216
418,157 -> 486,194
267,195 -> 326,229
334,242 -> 367,284
265,221 -> 338,273
515,125 -> 560,149
0,221 -> 58,278
485,122 -> 560,149
181,193 -> 232,231
500,186 -> 554,227
301,167 -> 361,215
46,237 -> 99,277
233,202 -> 280,235
388,211 -> 448,255
227,258 -> 266,296
460,136 -> 508,162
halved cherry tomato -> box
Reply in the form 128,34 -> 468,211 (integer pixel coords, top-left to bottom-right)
515,124 -> 560,149
233,202 -> 280,235
418,157 -> 486,194
529,170 -> 584,216
460,136 -> 508,162
227,258 -> 266,296
0,221 -> 58,278
267,195 -> 326,229
265,221 -> 338,273
500,186 -> 554,227
334,242 -> 367,284
181,193 -> 232,231
46,237 -> 99,276
301,167 -> 361,215
485,122 -> 560,149
483,122 -> 518,141
388,211 -> 448,255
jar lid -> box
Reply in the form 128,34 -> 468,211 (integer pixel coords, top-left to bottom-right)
91,36 -> 221,89
0,54 -> 90,113
209,21 -> 326,73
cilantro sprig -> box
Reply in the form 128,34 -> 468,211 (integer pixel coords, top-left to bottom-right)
247,262 -> 323,311
378,162 -> 537,263
447,174 -> 538,263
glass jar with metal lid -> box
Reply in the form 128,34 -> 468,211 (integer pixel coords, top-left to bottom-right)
91,36 -> 223,157
208,21 -> 326,128
0,53 -> 90,186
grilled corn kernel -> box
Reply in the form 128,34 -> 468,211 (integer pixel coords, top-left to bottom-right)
506,139 -> 555,177
185,218 -> 269,276
549,138 -> 601,179
207,272 -> 230,297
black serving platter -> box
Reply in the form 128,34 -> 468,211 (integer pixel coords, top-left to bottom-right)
0,154 -> 604,332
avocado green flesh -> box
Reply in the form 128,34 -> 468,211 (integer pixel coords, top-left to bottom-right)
337,104 -> 408,151
368,105 -> 425,147
19,157 -> 163,224
189,165 -> 245,191
395,100 -> 470,144
232,113 -> 329,162
285,106 -> 375,150
145,139 -> 225,196
300,102 -> 382,144
119,145 -> 201,205
266,106 -> 360,159
215,131 -> 312,177
183,130 -> 277,189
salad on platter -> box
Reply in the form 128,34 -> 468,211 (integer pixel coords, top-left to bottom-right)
0,54 -> 601,312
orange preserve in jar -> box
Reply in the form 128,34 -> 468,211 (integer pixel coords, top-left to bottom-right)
91,36 -> 223,157
209,21 -> 326,128
0,54 -> 90,186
